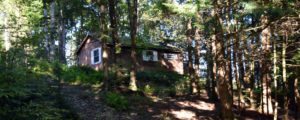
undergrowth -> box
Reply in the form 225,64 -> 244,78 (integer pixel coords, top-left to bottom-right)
104,92 -> 129,111
0,51 -> 78,119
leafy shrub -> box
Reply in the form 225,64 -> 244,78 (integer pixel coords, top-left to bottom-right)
172,76 -> 191,95
104,92 -> 129,111
137,70 -> 190,96
137,70 -> 185,86
143,84 -> 155,95
31,59 -> 54,77
62,66 -> 104,85
0,51 -> 77,119
0,67 -> 76,119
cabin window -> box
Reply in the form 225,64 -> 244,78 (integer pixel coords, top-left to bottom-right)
91,47 -> 102,64
164,53 -> 178,60
142,50 -> 158,61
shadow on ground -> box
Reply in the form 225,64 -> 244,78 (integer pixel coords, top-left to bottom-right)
60,84 -> 277,120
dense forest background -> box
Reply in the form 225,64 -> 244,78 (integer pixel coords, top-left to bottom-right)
0,0 -> 299,119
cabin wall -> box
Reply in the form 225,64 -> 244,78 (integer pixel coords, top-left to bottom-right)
77,38 -> 103,70
114,48 -> 183,74
77,39 -> 183,74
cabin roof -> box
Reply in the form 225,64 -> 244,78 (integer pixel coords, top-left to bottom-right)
76,35 -> 182,55
76,34 -> 94,54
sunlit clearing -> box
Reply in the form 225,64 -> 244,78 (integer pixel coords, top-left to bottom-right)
176,101 -> 215,111
170,109 -> 196,120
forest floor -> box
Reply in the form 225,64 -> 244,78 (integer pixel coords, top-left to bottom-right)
60,84 -> 218,120
60,83 -> 276,120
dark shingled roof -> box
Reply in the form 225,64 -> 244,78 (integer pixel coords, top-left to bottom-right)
76,35 -> 182,55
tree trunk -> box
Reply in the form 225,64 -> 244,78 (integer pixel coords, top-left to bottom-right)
109,0 -> 120,89
213,3 -> 234,118
194,28 -> 202,94
229,42 -> 234,105
207,34 -> 218,101
249,60 -> 256,109
234,31 -> 243,113
186,19 -> 197,94
282,32 -> 289,120
273,35 -> 278,120
109,0 -> 120,64
194,3 -> 203,94
225,0 -> 234,103
216,39 -> 233,119
98,0 -> 110,92
294,78 -> 300,119
260,14 -> 273,115
249,18 -> 257,110
42,0 -> 49,58
3,13 -> 10,51
49,0 -> 56,61
58,1 -> 66,64
127,0 -> 138,91
260,41 -> 273,115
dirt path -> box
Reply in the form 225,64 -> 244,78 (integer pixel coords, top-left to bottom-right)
60,84 -> 219,120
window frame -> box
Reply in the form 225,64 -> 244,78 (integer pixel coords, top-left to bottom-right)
142,50 -> 158,62
164,53 -> 178,60
91,47 -> 102,65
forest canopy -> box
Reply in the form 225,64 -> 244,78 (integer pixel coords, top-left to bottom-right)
0,0 -> 299,119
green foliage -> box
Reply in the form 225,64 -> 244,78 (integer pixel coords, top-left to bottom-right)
172,76 -> 191,95
152,86 -> 176,97
137,70 -> 190,96
253,87 -> 263,94
243,1 -> 258,12
143,84 -> 155,95
0,78 -> 76,119
31,59 -> 54,77
104,92 -> 129,111
163,3 -> 196,17
137,70 -> 184,86
0,57 -> 76,119
62,66 -> 104,85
